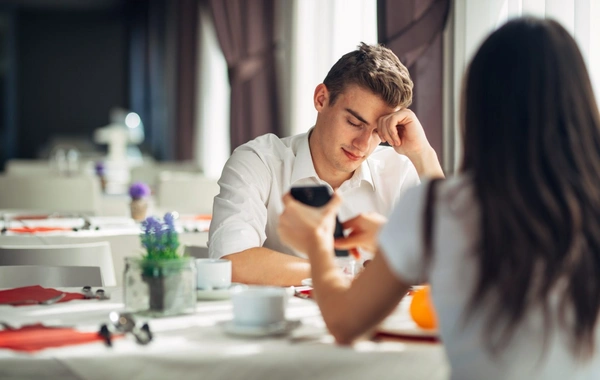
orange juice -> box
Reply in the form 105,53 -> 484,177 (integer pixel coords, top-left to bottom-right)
409,285 -> 438,330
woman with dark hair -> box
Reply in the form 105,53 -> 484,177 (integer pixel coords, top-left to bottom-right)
278,17 -> 600,379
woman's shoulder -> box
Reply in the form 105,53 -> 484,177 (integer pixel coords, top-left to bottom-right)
403,174 -> 474,208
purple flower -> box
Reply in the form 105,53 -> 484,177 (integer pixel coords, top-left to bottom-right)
94,161 -> 105,176
163,212 -> 176,232
140,214 -> 180,260
129,182 -> 151,199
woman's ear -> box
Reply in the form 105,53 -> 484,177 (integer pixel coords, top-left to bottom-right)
313,83 -> 329,111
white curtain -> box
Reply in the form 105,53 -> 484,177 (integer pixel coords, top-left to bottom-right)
194,2 -> 230,179
283,0 -> 378,137
446,0 -> 600,171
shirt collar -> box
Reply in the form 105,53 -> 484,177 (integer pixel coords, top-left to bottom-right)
290,129 -> 376,191
290,130 -> 320,185
350,158 -> 376,191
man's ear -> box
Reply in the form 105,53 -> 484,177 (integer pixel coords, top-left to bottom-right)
313,83 -> 329,112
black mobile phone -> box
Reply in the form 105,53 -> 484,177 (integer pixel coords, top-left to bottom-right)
289,185 -> 348,257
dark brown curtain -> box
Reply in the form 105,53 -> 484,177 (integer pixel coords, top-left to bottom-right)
208,0 -> 280,151
378,0 -> 450,160
174,0 -> 199,160
128,0 -> 198,161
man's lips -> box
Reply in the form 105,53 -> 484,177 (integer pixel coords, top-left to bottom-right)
342,148 -> 363,161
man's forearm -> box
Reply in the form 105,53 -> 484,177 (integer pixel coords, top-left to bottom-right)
406,146 -> 445,179
224,247 -> 311,286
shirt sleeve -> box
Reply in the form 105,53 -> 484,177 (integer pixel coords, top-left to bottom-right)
378,182 -> 429,285
208,148 -> 272,259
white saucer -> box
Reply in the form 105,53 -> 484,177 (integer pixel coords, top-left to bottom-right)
301,278 -> 312,287
197,283 -> 248,300
220,319 -> 301,338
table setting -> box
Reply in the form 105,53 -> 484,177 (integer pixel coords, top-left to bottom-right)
0,212 -> 448,379
0,214 -> 210,287
0,281 -> 449,380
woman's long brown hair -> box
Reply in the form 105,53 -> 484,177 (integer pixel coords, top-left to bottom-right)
460,17 -> 600,358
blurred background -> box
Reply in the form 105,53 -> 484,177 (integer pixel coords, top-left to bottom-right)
0,0 -> 598,182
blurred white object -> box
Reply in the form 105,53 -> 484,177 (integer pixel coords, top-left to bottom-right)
0,175 -> 102,215
0,242 -> 116,286
94,108 -> 145,165
156,174 -> 219,214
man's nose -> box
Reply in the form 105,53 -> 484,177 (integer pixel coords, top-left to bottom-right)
353,130 -> 371,152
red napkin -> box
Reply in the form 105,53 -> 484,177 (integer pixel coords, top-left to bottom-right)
0,285 -> 85,306
0,324 -> 122,352
294,288 -> 313,299
8,227 -> 72,234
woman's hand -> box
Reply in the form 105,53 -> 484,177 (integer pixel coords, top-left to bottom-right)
334,212 -> 387,255
278,192 -> 342,256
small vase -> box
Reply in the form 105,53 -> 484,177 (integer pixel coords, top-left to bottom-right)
130,198 -> 148,221
99,176 -> 107,193
124,257 -> 197,317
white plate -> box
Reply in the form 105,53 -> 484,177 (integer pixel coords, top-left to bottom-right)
301,278 -> 312,287
220,319 -> 301,338
197,283 -> 248,300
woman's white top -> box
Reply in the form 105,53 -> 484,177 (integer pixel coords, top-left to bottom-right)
379,175 -> 600,380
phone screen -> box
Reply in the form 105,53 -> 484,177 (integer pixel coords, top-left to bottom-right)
290,186 -> 349,257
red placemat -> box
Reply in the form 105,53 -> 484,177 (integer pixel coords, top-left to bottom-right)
0,285 -> 85,305
8,227 -> 72,234
0,324 -> 121,352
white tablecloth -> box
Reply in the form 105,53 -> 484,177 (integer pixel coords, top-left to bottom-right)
0,217 -> 209,286
0,288 -> 450,380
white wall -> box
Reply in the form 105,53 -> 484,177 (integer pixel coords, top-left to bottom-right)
445,0 -> 600,171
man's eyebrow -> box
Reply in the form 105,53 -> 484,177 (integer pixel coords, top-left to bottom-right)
345,108 -> 369,126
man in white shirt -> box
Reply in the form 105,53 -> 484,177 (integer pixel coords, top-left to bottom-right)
208,43 -> 444,286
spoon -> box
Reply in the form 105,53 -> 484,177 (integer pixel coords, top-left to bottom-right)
108,311 -> 153,345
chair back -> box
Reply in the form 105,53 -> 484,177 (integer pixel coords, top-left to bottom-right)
184,245 -> 209,259
0,265 -> 103,287
0,242 -> 116,286
5,159 -> 53,177
0,175 -> 101,215
156,175 -> 219,214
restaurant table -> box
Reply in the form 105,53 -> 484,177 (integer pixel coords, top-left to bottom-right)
0,287 -> 450,380
0,217 -> 209,287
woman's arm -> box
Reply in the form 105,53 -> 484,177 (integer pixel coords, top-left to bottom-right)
278,193 -> 410,344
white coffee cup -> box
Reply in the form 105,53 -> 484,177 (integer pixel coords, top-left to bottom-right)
195,259 -> 231,290
231,287 -> 287,327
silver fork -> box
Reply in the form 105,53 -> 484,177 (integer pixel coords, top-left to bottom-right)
0,293 -> 65,306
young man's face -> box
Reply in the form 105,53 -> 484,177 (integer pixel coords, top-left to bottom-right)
311,84 -> 398,179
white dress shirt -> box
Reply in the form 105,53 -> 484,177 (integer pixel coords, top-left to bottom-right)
208,130 -> 420,258
379,175 -> 600,380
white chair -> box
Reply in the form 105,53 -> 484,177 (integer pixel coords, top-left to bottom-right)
130,161 -> 202,190
5,159 -> 53,177
0,242 -> 116,286
156,174 -> 220,214
0,175 -> 102,215
0,265 -> 103,287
